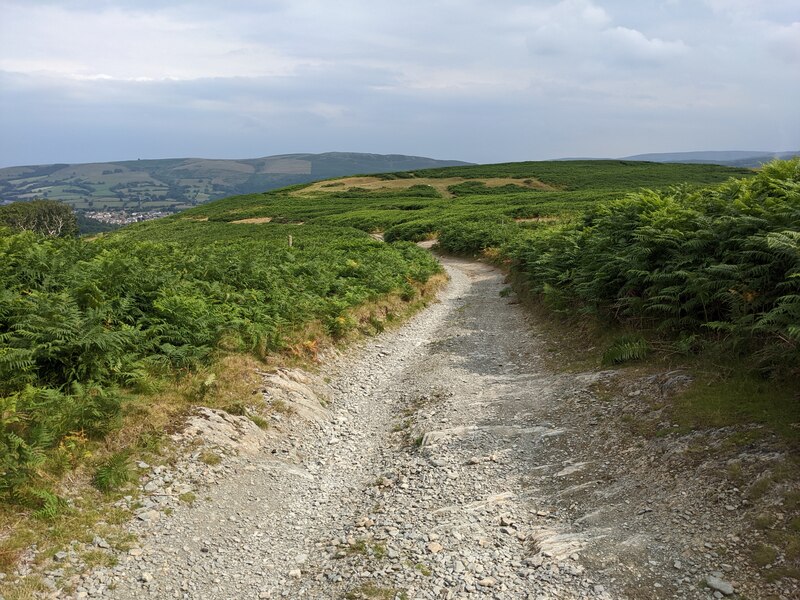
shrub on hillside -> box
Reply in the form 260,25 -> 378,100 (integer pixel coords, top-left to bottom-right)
510,159 -> 800,373
437,220 -> 517,255
0,224 -> 441,498
0,200 -> 77,237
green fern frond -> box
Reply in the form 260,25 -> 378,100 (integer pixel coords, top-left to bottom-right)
602,335 -> 651,365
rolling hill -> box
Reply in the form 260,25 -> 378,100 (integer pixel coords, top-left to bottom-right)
0,152 -> 470,216
621,150 -> 799,167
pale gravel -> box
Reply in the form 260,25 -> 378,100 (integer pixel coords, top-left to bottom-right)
61,255 -> 788,600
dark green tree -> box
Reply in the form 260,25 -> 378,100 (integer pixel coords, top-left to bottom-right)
0,200 -> 78,237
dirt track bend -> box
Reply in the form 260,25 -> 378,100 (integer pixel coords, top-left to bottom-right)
71,255 -> 763,600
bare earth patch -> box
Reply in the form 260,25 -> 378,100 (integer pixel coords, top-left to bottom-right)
296,176 -> 557,198
229,216 -> 273,224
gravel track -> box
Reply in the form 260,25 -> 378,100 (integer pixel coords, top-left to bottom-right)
65,255 -> 774,600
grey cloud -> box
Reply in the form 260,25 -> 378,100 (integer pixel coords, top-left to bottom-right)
0,0 -> 798,167
767,21 -> 800,63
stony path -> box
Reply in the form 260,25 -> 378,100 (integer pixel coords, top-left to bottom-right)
67,255 -> 768,600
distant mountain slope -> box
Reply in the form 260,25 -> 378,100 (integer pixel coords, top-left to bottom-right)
622,150 -> 799,168
0,152 -> 470,213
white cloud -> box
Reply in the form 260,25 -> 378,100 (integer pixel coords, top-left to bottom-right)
521,0 -> 689,69
604,26 -> 689,61
519,0 -> 610,53
704,0 -> 800,21
0,3 -> 311,80
0,0 -> 797,166
767,21 -> 800,63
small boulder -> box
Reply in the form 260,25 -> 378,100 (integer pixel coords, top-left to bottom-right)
427,541 -> 443,554
706,575 -> 734,596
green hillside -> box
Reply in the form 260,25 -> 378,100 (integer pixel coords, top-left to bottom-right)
0,152 -> 470,214
129,157 -> 796,379
142,159 -> 753,241
5,157 -> 800,551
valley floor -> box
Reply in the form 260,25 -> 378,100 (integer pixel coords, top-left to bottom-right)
65,256 -> 792,600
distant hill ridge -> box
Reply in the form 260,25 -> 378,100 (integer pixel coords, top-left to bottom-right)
620,150 -> 799,168
554,150 -> 799,168
0,152 -> 471,212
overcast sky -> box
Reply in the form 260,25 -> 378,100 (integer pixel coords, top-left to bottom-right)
0,0 -> 798,167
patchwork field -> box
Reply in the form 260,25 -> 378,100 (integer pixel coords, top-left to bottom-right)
0,152 -> 469,215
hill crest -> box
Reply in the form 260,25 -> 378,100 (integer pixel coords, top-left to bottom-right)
620,150 -> 799,167
0,152 -> 471,217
